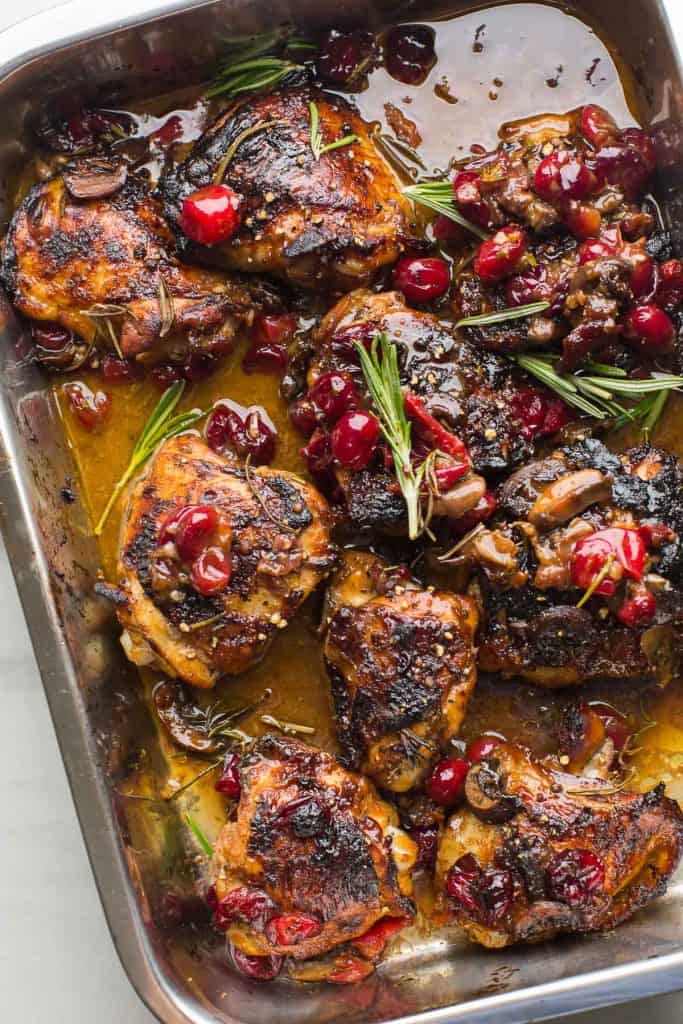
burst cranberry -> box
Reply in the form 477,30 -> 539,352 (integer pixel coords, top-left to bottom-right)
564,202 -> 601,239
331,410 -> 380,469
64,382 -> 110,431
385,24 -> 436,85
657,260 -> 683,313
511,386 -> 570,440
412,825 -> 439,870
452,170 -> 490,228
446,854 -> 480,912
206,404 -> 245,453
505,265 -> 550,306
580,105 -> 619,148
547,849 -> 604,904
578,238 -> 618,264
617,589 -> 657,628
231,946 -> 283,980
215,886 -> 277,929
151,114 -> 183,145
481,866 -> 514,921
244,409 -> 276,464
623,304 -> 675,352
593,144 -> 651,196
426,757 -> 469,806
327,956 -> 375,984
316,28 -> 375,85
178,184 -> 243,245
433,214 -> 466,244
629,254 -> 657,299
621,127 -> 657,175
182,352 -> 216,382
571,527 -> 646,595
215,752 -> 241,798
32,322 -> 73,352
242,340 -> 288,375
302,428 -> 333,474
351,917 -> 407,959
151,363 -> 182,389
243,313 -> 296,373
309,370 -> 359,423
289,397 -> 317,436
393,256 -> 450,303
474,226 -> 527,283
265,913 -> 322,947
534,150 -> 596,202
192,546 -> 232,595
101,354 -> 139,382
466,734 -> 503,763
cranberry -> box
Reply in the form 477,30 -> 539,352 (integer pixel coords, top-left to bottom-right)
404,393 -> 470,466
302,428 -> 333,475
564,202 -> 601,239
534,151 -> 596,202
578,238 -> 618,265
466,734 -> 503,763
244,409 -> 276,465
411,825 -> 439,870
426,756 -> 469,806
331,410 -> 380,470
580,105 -> 619,148
621,127 -> 657,175
231,946 -> 283,980
151,114 -> 184,145
170,505 -> 219,561
32,322 -> 73,352
384,24 -> 436,85
474,226 -> 527,283
511,386 -> 571,441
480,866 -> 514,921
446,855 -> 513,922
630,254 -> 657,300
206,404 -> 245,454
617,589 -> 657,628
178,184 -> 243,245
452,170 -> 491,228
265,913 -> 323,946
505,265 -> 551,306
593,144 -> 651,197
151,363 -> 183,389
289,397 -> 318,436
242,341 -> 288,375
316,29 -> 375,85
547,849 -> 604,904
657,260 -> 683,313
309,370 -> 359,423
215,752 -> 241,798
351,916 -> 406,959
571,527 -> 645,595
393,256 -> 450,303
327,955 -> 375,984
64,382 -> 111,431
192,546 -> 232,595
182,352 -> 216,382
623,304 -> 675,353
243,313 -> 296,373
433,214 -> 466,244
588,702 -> 631,751
446,855 -> 480,912
452,490 -> 497,534
101,354 -> 139,382
639,521 -> 674,548
215,886 -> 277,929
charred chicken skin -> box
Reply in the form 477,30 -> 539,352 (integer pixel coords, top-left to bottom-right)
435,743 -> 683,947
210,733 -> 417,982
117,433 -> 335,687
465,437 -> 683,686
2,162 -> 277,365
323,551 -> 479,792
160,87 -> 418,290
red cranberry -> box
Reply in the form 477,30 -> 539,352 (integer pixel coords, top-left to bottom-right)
151,363 -> 182,389
580,105 -> 619,148
564,202 -> 601,239
445,853 -> 480,912
242,340 -> 288,375
243,313 -> 296,373
534,150 -> 596,202
231,946 -> 283,980
505,265 -> 551,306
571,527 -> 645,595
593,144 -> 651,197
452,170 -> 490,228
265,913 -> 322,946
331,410 -> 380,470
657,260 -> 683,313
302,428 -> 333,475
384,24 -> 436,85
474,226 -> 527,283
393,256 -> 450,303
623,304 -> 675,352
244,409 -> 276,465
289,397 -> 318,436
578,239 -> 618,265
404,393 -> 470,465
511,386 -> 571,441
309,370 -> 359,423
411,825 -> 439,870
630,254 -> 657,300
101,354 -> 140,382
206,404 -> 245,454
351,916 -> 406,959
639,521 -> 674,548
447,856 -> 513,923
547,849 -> 604,904
64,382 -> 110,431
215,752 -> 241,798
434,458 -> 469,491
192,546 -> 232,595
621,127 -> 657,175
182,352 -> 216,382
215,886 -> 277,929
480,866 -> 514,921
169,505 -> 219,561
433,214 -> 467,244
426,757 -> 469,806
316,29 -> 375,85
617,589 -> 656,628
151,114 -> 184,145
466,734 -> 503,763
178,185 -> 243,245
32,322 -> 73,352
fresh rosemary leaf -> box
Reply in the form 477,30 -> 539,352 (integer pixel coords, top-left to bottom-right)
94,382 -> 205,536
455,301 -> 550,329
374,132 -> 427,180
185,812 -> 213,856
514,354 -> 609,419
213,119 -> 283,184
207,56 -> 306,100
308,101 -> 358,160
403,180 -> 489,240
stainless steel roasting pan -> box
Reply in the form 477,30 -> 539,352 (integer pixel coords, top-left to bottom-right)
2,0 -> 683,1021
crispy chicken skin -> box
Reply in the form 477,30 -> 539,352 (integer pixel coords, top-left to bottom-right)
466,438 -> 683,686
2,164 -> 277,361
323,551 -> 479,792
211,734 -> 417,979
435,743 -> 683,948
160,88 -> 418,290
117,434 -> 336,687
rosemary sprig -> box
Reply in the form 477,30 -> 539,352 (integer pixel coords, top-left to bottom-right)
207,28 -> 314,100
94,381 -> 205,536
455,301 -> 550,329
185,812 -> 213,856
309,101 -> 358,160
403,180 -> 489,240
356,333 -> 427,540
260,713 -> 315,736
374,132 -> 427,180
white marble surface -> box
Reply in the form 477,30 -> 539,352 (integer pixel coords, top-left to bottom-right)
0,3 -> 682,1022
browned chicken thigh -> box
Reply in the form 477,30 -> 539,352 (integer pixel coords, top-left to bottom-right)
160,88 -> 418,290
210,733 -> 417,982
435,743 -> 683,947
323,551 -> 478,792
117,434 -> 335,687
2,161 -> 277,363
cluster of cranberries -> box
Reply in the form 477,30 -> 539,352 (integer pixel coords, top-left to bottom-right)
426,733 -> 503,807
158,503 -> 233,596
315,24 -> 436,88
205,401 -> 277,466
569,524 -> 660,627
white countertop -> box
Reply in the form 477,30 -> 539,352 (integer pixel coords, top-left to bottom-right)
0,3 -> 681,1021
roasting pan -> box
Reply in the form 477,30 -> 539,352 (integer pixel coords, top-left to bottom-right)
2,0 -> 683,1020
